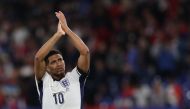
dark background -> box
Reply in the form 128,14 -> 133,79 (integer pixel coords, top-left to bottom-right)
0,0 -> 190,109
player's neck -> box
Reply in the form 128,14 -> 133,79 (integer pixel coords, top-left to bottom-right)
52,74 -> 65,81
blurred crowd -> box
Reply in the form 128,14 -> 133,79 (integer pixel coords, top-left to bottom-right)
0,0 -> 190,109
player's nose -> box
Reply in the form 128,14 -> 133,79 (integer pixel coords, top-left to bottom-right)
57,61 -> 63,67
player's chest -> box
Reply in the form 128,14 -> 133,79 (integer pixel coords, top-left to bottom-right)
44,77 -> 80,94
43,78 -> 81,105
50,78 -> 70,93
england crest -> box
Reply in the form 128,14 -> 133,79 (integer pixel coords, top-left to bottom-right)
60,78 -> 70,88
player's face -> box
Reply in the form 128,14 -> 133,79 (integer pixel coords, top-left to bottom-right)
47,54 -> 65,80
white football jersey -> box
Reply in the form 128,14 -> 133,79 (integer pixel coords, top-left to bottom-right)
35,67 -> 88,109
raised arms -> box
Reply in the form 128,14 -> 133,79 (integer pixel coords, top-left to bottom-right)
55,11 -> 90,73
34,22 -> 65,80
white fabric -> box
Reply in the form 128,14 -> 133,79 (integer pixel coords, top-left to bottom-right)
35,67 -> 86,109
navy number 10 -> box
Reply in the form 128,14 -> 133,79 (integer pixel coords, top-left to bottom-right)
53,92 -> 64,104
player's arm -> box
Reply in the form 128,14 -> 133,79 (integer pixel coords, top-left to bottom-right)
34,22 -> 65,80
55,11 -> 90,74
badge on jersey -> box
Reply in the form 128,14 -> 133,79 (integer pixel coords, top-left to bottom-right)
60,78 -> 70,91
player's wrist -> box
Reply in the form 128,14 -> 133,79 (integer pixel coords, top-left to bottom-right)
55,32 -> 63,37
64,27 -> 72,35
62,26 -> 70,33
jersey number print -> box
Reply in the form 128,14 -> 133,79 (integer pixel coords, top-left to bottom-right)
53,92 -> 64,104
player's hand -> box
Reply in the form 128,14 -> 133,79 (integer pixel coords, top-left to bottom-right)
55,11 -> 69,31
56,21 -> 65,36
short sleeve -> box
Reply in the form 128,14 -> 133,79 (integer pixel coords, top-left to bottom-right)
76,66 -> 88,77
41,72 -> 48,81
68,67 -> 88,81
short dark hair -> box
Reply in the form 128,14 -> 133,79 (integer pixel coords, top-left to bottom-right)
44,49 -> 62,65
